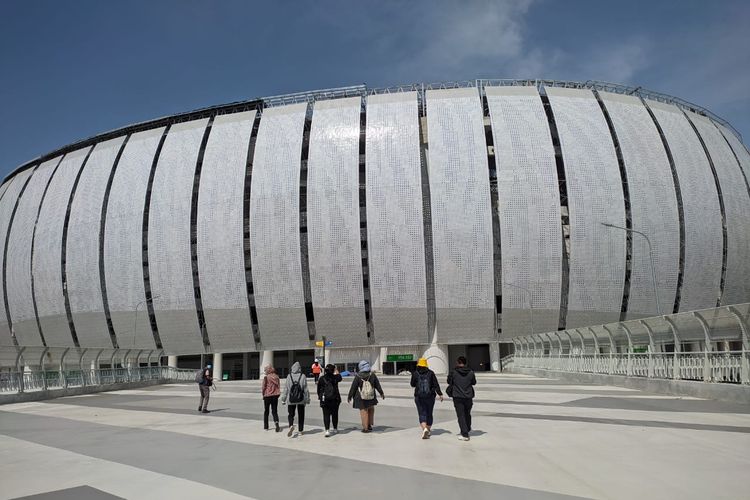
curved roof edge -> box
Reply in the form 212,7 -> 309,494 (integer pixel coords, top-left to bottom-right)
3,78 -> 743,185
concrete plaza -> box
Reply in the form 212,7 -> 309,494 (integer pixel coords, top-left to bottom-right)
1,373 -> 748,500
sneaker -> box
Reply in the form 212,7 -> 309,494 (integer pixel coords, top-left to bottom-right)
426,429 -> 431,437
287,425 -> 295,437
275,423 -> 281,432
325,430 -> 331,437
331,429 -> 337,435
198,407 -> 202,412
298,430 -> 303,436
368,425 -> 373,431
458,435 -> 469,441
422,428 -> 429,439
361,428 -> 371,433
201,409 -> 209,414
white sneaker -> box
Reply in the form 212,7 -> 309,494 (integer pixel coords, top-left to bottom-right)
458,435 -> 469,441
287,425 -> 295,437
325,430 -> 331,437
422,428 -> 429,439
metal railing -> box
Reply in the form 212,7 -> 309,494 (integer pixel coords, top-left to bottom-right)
0,366 -> 196,395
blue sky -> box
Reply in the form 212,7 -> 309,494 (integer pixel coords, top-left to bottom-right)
1,0 -> 749,177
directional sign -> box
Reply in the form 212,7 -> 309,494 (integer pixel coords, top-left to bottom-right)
315,340 -> 334,347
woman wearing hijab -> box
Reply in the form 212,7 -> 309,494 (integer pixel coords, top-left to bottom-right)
280,361 -> 310,437
347,360 -> 385,433
410,357 -> 443,439
261,365 -> 281,432
317,364 -> 342,437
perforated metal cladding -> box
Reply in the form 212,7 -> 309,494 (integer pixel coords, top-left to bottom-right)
426,87 -> 494,341
6,158 -> 59,346
104,128 -> 165,349
689,112 -> 750,306
306,98 -> 368,345
0,176 -> 24,346
148,118 -> 209,354
485,86 -> 562,336
33,148 -> 90,347
647,100 -> 722,311
365,92 -> 427,345
250,103 -> 309,349
196,111 -> 255,352
66,137 -> 126,348
545,87 -> 625,327
720,124 -> 750,183
600,92 -> 679,318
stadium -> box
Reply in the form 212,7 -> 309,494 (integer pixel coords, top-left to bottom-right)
1,79 -> 748,377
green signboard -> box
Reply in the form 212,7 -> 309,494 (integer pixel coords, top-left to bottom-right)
386,354 -> 414,362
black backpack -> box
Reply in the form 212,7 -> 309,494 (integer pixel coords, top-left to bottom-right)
321,376 -> 337,402
416,371 -> 432,397
289,375 -> 305,404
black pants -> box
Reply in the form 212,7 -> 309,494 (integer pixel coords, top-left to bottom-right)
199,385 -> 210,410
314,373 -> 320,383
288,404 -> 305,431
263,395 -> 279,429
453,397 -> 473,437
415,395 -> 436,426
321,401 -> 340,430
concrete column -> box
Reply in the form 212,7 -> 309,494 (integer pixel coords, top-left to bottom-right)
213,353 -> 223,381
422,344 -> 449,375
167,356 -> 178,368
489,342 -> 501,372
371,346 -> 382,373
242,353 -> 249,380
260,350 -> 274,373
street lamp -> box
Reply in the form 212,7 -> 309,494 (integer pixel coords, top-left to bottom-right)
504,281 -> 534,336
600,222 -> 660,315
133,295 -> 160,348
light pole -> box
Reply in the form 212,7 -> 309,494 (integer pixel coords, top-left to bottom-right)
133,295 -> 160,349
600,222 -> 660,315
504,281 -> 534,337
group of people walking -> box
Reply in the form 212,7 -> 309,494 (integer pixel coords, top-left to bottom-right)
200,356 -> 476,441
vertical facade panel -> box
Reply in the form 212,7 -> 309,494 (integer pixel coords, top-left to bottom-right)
689,112 -> 750,305
104,128 -> 165,349
719,125 -> 750,183
250,103 -> 309,349
600,92 -> 680,318
307,97 -> 368,346
485,86 -> 562,336
67,137 -> 126,348
365,92 -> 428,345
7,158 -> 60,346
33,148 -> 91,347
196,111 -> 255,352
647,100 -> 723,311
148,118 -> 209,354
546,87 -> 626,327
0,171 -> 33,346
426,87 -> 494,342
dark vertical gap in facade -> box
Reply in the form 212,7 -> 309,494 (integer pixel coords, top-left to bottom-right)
3,165 -> 39,347
191,117 -> 216,350
540,91 -> 570,331
141,126 -> 172,349
243,109 -> 263,348
30,155 -> 66,347
61,146 -> 96,348
418,88 -> 437,344
594,91 -> 633,321
684,113 -> 728,307
358,98 -> 375,341
643,101 -> 685,313
481,90 -> 503,338
299,104 -> 316,340
715,124 -> 750,201
99,136 -> 131,349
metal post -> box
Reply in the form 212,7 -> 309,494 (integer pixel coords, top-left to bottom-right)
601,222 -> 661,315
664,317 -> 681,380
78,349 -> 88,386
15,347 -> 26,393
621,324 -> 634,376
727,306 -> 749,384
693,312 -> 713,382
602,325 -> 616,374
60,348 -> 70,389
588,328 -> 600,373
574,329 -> 586,371
39,347 -> 49,390
640,320 -> 656,378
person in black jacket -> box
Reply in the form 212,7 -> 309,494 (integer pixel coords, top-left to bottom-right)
317,364 -> 342,437
347,360 -> 385,433
198,364 -> 213,414
410,358 -> 443,439
447,356 -> 476,441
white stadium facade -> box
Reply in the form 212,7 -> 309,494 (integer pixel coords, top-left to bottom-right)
1,79 -> 749,377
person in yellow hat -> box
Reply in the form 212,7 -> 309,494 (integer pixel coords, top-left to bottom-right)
410,357 -> 443,439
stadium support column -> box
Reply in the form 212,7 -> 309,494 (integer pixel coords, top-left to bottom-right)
167,356 -> 177,368
260,350 -> 273,373
213,353 -> 223,381
422,344 -> 449,375
489,343 -> 500,372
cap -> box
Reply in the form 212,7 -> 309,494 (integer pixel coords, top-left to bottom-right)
417,358 -> 428,367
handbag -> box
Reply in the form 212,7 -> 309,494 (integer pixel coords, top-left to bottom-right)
446,384 -> 453,398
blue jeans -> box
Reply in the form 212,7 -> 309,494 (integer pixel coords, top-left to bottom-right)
415,395 -> 436,426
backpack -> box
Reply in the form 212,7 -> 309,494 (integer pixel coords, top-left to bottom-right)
321,376 -> 337,402
288,375 -> 305,404
416,371 -> 432,397
194,369 -> 203,384
359,374 -> 375,400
